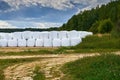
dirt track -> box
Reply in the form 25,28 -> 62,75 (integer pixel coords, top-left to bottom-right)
3,54 -> 98,80
1,52 -> 120,80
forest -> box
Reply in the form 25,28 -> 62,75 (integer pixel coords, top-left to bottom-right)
59,0 -> 120,36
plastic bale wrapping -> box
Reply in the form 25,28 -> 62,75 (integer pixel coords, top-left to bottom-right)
49,31 -> 58,39
61,38 -> 70,47
78,31 -> 87,38
86,32 -> 93,36
31,32 -> 41,39
52,38 -> 61,47
8,33 -> 14,40
43,39 -> 52,47
42,32 -> 49,39
22,31 -> 32,40
68,30 -> 79,38
27,39 -> 35,47
8,39 -> 17,47
0,39 -> 8,47
1,33 -> 11,40
58,31 -> 68,39
12,32 -> 22,39
18,39 -> 27,47
70,38 -> 82,46
35,39 -> 43,47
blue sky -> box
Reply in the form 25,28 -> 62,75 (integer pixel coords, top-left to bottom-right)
0,0 -> 112,28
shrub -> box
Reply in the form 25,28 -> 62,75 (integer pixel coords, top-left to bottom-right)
98,19 -> 114,33
111,20 -> 120,38
89,21 -> 99,34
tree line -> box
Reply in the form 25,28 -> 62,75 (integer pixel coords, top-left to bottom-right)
58,0 -> 120,35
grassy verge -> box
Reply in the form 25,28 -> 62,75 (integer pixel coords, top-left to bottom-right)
0,58 -> 41,80
61,54 -> 120,80
0,49 -> 54,56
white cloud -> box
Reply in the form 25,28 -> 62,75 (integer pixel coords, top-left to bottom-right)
34,22 -> 61,28
3,0 -> 111,11
4,0 -> 74,11
0,20 -> 17,29
7,20 -> 62,28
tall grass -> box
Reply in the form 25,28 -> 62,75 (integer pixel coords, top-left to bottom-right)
61,54 -> 120,80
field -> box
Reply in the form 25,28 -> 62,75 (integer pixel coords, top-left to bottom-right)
0,34 -> 120,80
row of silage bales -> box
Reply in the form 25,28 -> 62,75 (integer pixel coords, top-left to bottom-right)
0,30 -> 93,47
0,38 -> 81,47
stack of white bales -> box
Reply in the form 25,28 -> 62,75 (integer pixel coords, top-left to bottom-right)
0,30 -> 93,47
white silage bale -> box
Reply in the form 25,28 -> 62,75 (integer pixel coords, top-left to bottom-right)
8,39 -> 17,47
78,31 -> 87,38
58,31 -> 68,39
68,30 -> 79,38
52,38 -> 61,47
0,39 -> 8,47
43,39 -> 52,47
86,32 -> 93,36
35,39 -> 43,47
31,32 -> 41,39
22,31 -> 32,39
18,39 -> 27,47
42,32 -> 49,39
49,31 -> 58,39
27,39 -> 35,47
2,33 -> 10,39
8,33 -> 14,40
61,38 -> 70,47
12,32 -> 22,39
70,38 -> 82,46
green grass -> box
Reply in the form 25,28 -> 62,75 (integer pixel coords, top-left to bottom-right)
33,66 -> 45,80
0,49 -> 53,56
61,54 -> 120,80
0,58 -> 41,80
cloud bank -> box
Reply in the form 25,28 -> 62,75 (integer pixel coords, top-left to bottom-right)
3,0 -> 111,11
0,20 -> 17,28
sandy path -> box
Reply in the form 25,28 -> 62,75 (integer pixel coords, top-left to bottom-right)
3,54 -> 98,80
0,54 -> 98,60
2,52 -> 120,80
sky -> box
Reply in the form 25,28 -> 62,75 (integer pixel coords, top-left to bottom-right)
0,0 -> 112,29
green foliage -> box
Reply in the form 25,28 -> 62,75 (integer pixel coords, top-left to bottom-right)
89,21 -> 99,34
111,20 -> 120,38
61,54 -> 120,80
98,19 -> 114,33
0,27 -> 59,33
